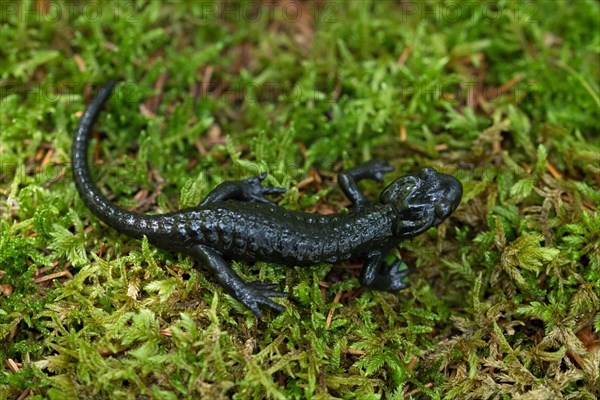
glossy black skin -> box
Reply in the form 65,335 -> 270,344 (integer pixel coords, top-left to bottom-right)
72,81 -> 463,317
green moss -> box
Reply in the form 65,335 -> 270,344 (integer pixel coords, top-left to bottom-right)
1,1 -> 599,398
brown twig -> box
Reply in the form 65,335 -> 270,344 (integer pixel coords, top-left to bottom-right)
325,291 -> 343,328
33,270 -> 73,284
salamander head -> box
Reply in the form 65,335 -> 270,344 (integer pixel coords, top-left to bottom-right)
380,167 -> 462,238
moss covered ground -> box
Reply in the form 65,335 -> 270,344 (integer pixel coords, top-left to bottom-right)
1,1 -> 599,399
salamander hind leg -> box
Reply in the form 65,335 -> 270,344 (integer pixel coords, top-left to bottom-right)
187,245 -> 287,318
199,172 -> 286,206
338,160 -> 394,208
360,252 -> 410,292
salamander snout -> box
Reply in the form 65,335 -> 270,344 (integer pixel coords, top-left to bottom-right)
430,172 -> 462,223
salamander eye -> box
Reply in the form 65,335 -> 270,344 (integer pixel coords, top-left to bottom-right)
379,175 -> 420,204
419,167 -> 438,182
434,201 -> 451,218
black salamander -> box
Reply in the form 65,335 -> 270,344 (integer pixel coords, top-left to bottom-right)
72,81 -> 463,317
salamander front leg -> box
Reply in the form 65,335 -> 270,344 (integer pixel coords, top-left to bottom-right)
360,251 -> 410,292
199,172 -> 285,206
338,160 -> 394,208
187,245 -> 286,317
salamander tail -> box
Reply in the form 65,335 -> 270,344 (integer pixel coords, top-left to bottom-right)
71,81 -> 152,238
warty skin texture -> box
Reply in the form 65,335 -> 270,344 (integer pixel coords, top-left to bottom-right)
72,81 -> 463,317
